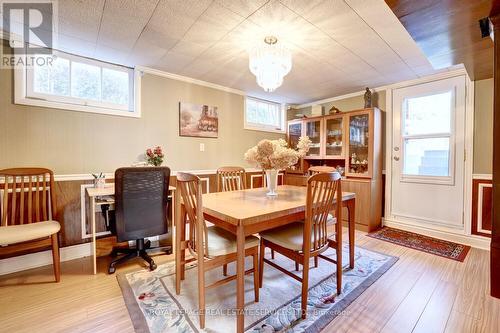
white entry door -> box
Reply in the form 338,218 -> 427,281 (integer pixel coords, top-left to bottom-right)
391,76 -> 466,229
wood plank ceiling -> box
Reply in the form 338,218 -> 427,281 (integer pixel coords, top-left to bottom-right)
385,0 -> 494,80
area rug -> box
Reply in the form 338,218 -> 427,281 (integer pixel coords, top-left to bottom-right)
367,227 -> 470,262
117,245 -> 397,333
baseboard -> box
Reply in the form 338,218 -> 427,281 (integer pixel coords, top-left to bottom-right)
0,243 -> 91,276
382,218 -> 491,250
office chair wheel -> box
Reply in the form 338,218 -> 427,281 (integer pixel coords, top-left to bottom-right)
150,262 -> 157,271
108,266 -> 116,274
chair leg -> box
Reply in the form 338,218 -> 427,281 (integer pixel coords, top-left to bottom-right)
197,249 -> 206,328
301,258 -> 310,319
259,238 -> 265,288
139,250 -> 157,271
223,264 -> 228,276
336,245 -> 342,295
252,253 -> 259,302
51,234 -> 60,282
295,261 -> 299,271
271,249 -> 275,259
314,256 -> 318,268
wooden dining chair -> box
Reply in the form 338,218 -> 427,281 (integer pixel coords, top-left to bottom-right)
0,168 -> 61,282
308,165 -> 336,175
258,172 -> 343,319
307,165 -> 339,268
216,166 -> 246,192
175,172 -> 260,329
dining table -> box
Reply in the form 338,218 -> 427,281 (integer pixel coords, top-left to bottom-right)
176,185 -> 356,333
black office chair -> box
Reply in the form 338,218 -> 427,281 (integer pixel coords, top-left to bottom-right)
108,167 -> 171,274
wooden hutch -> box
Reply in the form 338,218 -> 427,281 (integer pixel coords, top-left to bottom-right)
286,107 -> 382,232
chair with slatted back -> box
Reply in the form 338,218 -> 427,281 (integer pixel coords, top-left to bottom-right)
308,165 -> 336,175
216,166 -> 246,192
216,166 -> 246,275
258,172 -> 343,319
0,168 -> 61,282
175,172 -> 260,329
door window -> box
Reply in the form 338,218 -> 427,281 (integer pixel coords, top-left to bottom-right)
401,91 -> 454,181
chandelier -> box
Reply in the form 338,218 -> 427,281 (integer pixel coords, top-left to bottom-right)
249,36 -> 292,92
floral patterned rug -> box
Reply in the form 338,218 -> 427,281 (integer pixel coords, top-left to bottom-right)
367,227 -> 470,262
117,245 -> 397,333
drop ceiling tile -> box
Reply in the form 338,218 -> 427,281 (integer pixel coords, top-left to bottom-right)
145,0 -> 212,41
97,0 -> 158,51
216,0 -> 268,18
155,53 -> 197,73
57,0 -> 104,42
126,36 -> 169,67
248,0 -> 299,39
169,40 -> 212,58
94,45 -> 129,65
56,33 -> 96,58
182,1 -> 245,45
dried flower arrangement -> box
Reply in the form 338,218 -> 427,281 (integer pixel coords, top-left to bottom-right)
244,137 -> 311,170
146,146 -> 164,166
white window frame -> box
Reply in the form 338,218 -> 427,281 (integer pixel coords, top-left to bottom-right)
244,96 -> 286,134
399,87 -> 456,185
14,51 -> 141,118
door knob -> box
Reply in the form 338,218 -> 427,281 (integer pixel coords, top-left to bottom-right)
394,156 -> 400,161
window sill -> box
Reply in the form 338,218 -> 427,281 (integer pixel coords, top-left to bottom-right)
14,96 -> 141,118
244,125 -> 286,134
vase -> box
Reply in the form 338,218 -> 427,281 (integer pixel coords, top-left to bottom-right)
265,169 -> 279,196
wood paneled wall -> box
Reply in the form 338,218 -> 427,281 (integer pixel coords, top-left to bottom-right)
0,171 -> 268,259
472,178 -> 493,237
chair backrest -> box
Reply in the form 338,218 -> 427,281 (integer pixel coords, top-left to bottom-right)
303,172 -> 342,253
114,167 -> 170,242
216,166 -> 246,192
0,168 -> 56,226
176,172 -> 208,257
308,165 -> 336,176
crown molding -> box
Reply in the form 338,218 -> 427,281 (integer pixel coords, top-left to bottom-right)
136,66 -> 246,96
295,65 -> 469,109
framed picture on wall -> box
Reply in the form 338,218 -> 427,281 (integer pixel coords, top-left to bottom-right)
179,102 -> 219,138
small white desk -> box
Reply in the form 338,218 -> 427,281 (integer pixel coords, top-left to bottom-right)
86,184 -> 176,274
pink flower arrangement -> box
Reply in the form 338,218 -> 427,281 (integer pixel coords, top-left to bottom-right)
146,146 -> 164,166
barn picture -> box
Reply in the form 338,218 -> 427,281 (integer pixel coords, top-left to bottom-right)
179,102 -> 219,138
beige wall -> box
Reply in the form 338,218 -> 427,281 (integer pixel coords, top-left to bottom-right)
0,70 -> 282,174
474,78 -> 493,174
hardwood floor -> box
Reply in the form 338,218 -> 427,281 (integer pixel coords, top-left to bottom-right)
0,229 -> 498,333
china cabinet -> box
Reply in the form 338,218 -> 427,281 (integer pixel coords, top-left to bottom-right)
285,108 -> 382,231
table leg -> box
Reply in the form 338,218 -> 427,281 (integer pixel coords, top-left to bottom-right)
347,198 -> 355,268
236,223 -> 245,333
175,192 -> 182,295
90,196 -> 97,275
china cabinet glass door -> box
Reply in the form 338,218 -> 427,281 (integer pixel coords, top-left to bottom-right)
305,119 -> 322,157
325,116 -> 344,158
348,113 -> 370,176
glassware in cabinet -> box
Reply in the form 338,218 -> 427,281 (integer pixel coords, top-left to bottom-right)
347,112 -> 370,176
304,119 -> 322,157
324,116 -> 344,158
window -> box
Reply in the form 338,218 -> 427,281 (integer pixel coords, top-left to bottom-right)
401,91 -> 454,178
244,97 -> 285,133
15,51 -> 139,117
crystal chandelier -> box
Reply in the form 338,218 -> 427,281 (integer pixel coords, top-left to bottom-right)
249,36 -> 292,92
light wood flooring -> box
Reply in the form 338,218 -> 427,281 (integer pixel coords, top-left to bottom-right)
0,229 -> 499,333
